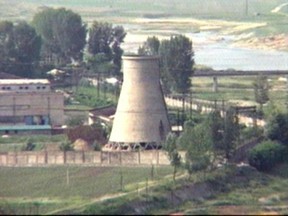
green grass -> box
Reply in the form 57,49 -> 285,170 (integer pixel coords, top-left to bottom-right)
1,162 -> 288,215
0,165 -> 174,214
3,0 -> 288,36
0,134 -> 66,152
0,134 -> 66,144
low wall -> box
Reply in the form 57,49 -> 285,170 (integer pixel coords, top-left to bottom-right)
0,150 -> 171,167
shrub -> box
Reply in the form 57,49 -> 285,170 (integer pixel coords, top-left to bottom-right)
92,141 -> 102,151
248,140 -> 287,171
266,112 -> 288,145
65,115 -> 85,127
241,126 -> 264,141
59,140 -> 74,151
21,141 -> 36,151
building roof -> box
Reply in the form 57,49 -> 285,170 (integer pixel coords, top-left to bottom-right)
0,79 -> 50,85
0,72 -> 21,79
89,105 -> 116,117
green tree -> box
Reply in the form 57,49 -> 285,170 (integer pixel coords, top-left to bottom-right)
206,111 -> 224,151
32,7 -> 86,65
164,132 -> 181,182
178,122 -> 212,179
0,21 -> 41,77
204,108 -> 239,161
253,74 -> 269,114
222,108 -> 240,159
138,36 -> 160,55
266,112 -> 288,145
87,22 -> 126,75
0,21 -> 14,63
159,35 -> 194,94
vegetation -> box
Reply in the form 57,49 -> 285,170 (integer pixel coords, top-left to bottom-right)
0,20 -> 41,77
253,75 -> 270,114
248,140 -> 287,171
163,133 -> 181,182
266,112 -> 288,145
32,7 -> 86,65
87,21 -> 126,75
160,35 -> 194,94
0,166 -> 174,214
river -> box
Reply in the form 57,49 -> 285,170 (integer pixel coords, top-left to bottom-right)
122,30 -> 288,71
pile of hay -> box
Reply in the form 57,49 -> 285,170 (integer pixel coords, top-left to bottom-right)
73,138 -> 93,151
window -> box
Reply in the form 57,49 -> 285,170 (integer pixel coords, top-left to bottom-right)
19,86 -> 23,90
42,86 -> 46,89
37,86 -> 41,90
25,86 -> 29,90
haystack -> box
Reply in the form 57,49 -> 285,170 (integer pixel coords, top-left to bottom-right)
73,138 -> 92,151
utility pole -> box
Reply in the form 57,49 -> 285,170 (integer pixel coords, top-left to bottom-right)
245,0 -> 248,16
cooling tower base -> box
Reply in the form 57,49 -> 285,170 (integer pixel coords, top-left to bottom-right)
102,142 -> 163,152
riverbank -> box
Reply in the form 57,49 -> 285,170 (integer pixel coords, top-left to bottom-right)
232,34 -> 288,51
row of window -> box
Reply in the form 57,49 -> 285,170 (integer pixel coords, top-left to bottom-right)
1,86 -> 47,90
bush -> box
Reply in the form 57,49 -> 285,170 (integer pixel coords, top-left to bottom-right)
65,115 -> 85,127
248,140 -> 287,171
59,140 -> 74,151
241,126 -> 264,141
92,142 -> 102,151
21,141 -> 36,151
266,112 -> 288,145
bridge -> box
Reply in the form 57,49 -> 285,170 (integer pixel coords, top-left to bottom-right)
191,69 -> 288,92
193,69 -> 288,77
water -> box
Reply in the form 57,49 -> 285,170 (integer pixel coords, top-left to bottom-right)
123,31 -> 288,71
193,33 -> 288,70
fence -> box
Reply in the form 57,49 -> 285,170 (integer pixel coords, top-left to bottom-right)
165,95 -> 265,127
0,150 -> 173,167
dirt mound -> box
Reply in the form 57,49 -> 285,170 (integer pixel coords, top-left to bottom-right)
73,138 -> 92,151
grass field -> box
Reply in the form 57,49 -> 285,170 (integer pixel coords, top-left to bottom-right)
1,0 -> 288,35
191,75 -> 288,114
0,165 -> 175,215
1,163 -> 286,215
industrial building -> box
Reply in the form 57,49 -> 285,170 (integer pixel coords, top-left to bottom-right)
0,79 -> 64,135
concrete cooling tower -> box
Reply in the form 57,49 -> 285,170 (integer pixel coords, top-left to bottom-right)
108,55 -> 171,151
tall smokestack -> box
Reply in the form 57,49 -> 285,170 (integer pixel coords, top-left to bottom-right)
109,55 -> 170,150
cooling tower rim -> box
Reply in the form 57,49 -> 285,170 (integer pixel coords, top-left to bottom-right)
122,55 -> 160,60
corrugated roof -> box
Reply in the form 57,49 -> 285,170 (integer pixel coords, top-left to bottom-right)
0,72 -> 21,79
0,79 -> 50,85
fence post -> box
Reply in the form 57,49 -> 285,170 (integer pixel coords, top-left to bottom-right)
82,149 -> 85,163
14,145 -> 17,166
44,145 -> 48,164
63,150 -> 66,164
138,150 -> 141,164
157,150 -> 159,165
120,151 -> 122,165
36,152 -> 38,166
100,151 -> 103,164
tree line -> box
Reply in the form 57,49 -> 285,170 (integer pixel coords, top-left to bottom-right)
0,7 -> 126,78
0,7 -> 194,94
